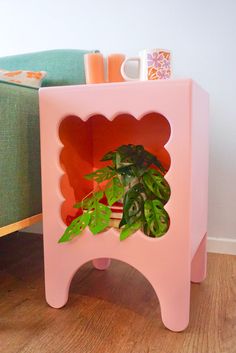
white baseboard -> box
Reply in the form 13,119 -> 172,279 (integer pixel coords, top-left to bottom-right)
20,223 -> 236,256
207,237 -> 236,255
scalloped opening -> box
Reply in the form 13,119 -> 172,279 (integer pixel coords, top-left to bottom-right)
59,112 -> 171,232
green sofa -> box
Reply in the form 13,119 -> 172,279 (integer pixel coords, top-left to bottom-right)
0,49 -> 93,236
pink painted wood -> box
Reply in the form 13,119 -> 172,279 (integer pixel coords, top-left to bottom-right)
39,80 -> 209,332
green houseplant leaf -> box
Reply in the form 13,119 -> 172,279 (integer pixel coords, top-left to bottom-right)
121,183 -> 145,226
105,177 -> 125,206
89,202 -> 111,234
116,144 -> 164,174
120,220 -> 142,241
143,169 -> 170,203
85,167 -> 116,183
101,150 -> 116,162
58,212 -> 91,243
74,190 -> 104,210
144,199 -> 169,237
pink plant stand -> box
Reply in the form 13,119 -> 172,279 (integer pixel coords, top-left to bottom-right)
39,80 -> 209,332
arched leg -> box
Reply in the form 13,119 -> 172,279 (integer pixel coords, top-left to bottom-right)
45,274 -> 70,309
191,233 -> 207,283
158,277 -> 190,332
93,258 -> 111,270
44,258 -> 77,309
146,259 -> 191,332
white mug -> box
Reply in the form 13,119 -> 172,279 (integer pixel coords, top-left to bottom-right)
121,49 -> 171,81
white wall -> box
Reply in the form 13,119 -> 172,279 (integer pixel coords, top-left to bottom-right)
1,0 -> 236,241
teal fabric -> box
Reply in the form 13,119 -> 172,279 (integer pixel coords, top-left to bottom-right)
0,49 -> 95,87
0,49 -> 95,228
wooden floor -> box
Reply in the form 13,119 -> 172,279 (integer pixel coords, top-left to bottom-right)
0,233 -> 235,353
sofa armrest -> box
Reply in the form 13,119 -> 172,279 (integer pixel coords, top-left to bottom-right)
0,82 -> 42,227
0,49 -> 95,87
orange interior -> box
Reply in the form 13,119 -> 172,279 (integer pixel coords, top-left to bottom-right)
59,112 -> 171,224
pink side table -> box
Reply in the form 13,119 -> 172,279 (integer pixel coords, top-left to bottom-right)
39,80 -> 209,332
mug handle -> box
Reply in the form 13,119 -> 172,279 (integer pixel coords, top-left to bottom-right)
120,57 -> 141,81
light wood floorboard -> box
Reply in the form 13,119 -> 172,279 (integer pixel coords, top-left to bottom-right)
0,214 -> 42,237
0,233 -> 235,353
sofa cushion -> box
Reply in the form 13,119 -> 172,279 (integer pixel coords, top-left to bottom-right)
0,49 -> 96,87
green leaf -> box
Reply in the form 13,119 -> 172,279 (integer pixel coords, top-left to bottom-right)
143,150 -> 165,172
123,183 -> 145,225
121,173 -> 134,187
120,220 -> 142,240
144,199 -> 169,237
74,198 -> 92,210
58,212 -> 91,243
143,169 -> 170,203
119,213 -> 127,228
94,190 -> 104,201
105,177 -> 125,206
74,190 -> 103,210
101,151 -> 116,162
116,144 -> 165,174
85,167 -> 116,183
116,164 -> 135,175
89,202 -> 111,234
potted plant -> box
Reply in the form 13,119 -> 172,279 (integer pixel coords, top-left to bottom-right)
59,144 -> 170,242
